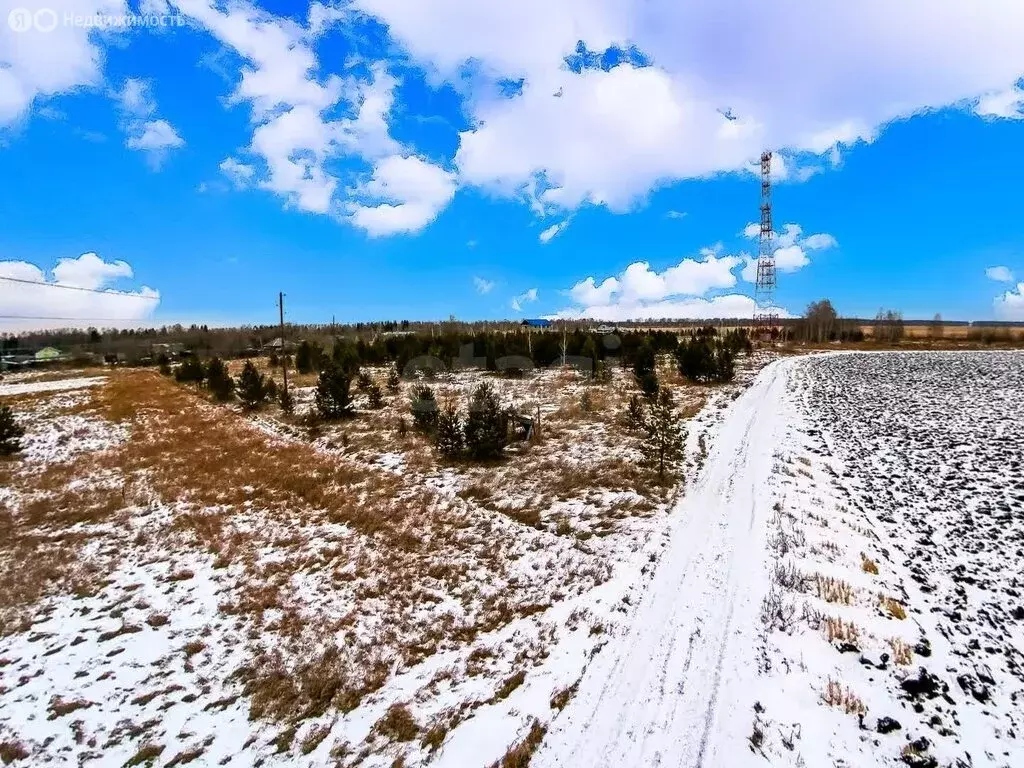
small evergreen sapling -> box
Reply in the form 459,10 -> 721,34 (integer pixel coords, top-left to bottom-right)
640,389 -> 686,482
464,382 -> 509,460
175,355 -> 205,384
0,405 -> 25,456
409,385 -> 438,433
236,360 -> 267,410
386,366 -> 401,393
626,393 -> 645,430
279,387 -> 294,415
434,403 -> 465,458
315,361 -> 354,419
205,357 -> 235,402
366,382 -> 384,409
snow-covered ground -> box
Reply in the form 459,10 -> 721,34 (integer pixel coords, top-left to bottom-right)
4,352 -> 1019,767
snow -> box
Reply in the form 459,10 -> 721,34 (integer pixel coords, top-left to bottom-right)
535,356 -> 797,767
0,376 -> 105,397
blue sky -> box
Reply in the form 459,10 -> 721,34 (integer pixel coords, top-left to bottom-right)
1,0 -> 1024,329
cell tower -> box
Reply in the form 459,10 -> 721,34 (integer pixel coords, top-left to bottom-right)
753,150 -> 777,331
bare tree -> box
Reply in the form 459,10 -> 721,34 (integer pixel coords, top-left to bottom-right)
805,300 -> 838,343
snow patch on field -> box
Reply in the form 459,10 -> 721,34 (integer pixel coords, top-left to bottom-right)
0,376 -> 106,397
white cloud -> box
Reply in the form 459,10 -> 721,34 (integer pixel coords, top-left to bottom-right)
220,157 -> 256,188
666,210 -> 686,219
473,276 -> 495,294
986,265 -> 1015,282
0,0 -> 129,126
975,85 -> 1024,119
563,251 -> 744,320
551,294 -> 789,322
511,287 -> 538,312
539,220 -> 569,243
348,154 -> 457,236
739,221 -> 837,281
0,252 -> 160,329
114,78 -> 184,166
356,0 -> 1024,215
994,283 -> 1024,320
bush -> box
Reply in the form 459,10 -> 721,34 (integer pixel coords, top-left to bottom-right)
175,355 -> 205,384
0,405 -> 25,456
464,382 -> 509,460
236,360 -> 267,410
295,340 -> 318,374
410,385 -> 438,433
386,366 -> 400,393
356,371 -> 373,392
279,387 -> 294,415
626,394 -> 645,430
205,357 -> 235,402
315,361 -> 354,420
434,404 -> 465,458
366,382 -> 384,409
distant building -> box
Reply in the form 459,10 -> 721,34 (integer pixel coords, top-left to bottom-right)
595,325 -> 617,335
521,319 -> 553,329
263,337 -> 296,352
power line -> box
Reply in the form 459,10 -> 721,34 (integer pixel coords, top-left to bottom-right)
0,275 -> 159,299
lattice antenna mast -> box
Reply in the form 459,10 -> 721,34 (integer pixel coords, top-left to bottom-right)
754,151 -> 777,330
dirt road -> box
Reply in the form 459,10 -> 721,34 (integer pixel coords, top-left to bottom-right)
536,358 -> 794,768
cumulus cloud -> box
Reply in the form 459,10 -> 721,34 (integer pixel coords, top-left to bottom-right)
0,252 -> 160,329
551,294 -> 788,322
473,276 -> 495,294
986,265 -> 1015,282
975,85 -> 1024,119
994,283 -> 1024,320
511,288 -> 538,312
355,0 -> 1024,215
739,222 -> 837,281
114,78 -> 184,166
348,154 -> 457,236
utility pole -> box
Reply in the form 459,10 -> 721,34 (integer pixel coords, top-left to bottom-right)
278,292 -> 288,400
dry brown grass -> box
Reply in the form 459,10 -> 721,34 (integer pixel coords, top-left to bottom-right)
889,637 -> 913,665
860,553 -> 879,575
814,575 -> 854,605
374,703 -> 419,742
822,679 -> 866,715
823,617 -> 860,646
0,740 -> 29,763
880,595 -> 907,620
489,720 -> 547,768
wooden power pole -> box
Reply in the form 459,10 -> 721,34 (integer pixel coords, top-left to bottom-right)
278,292 -> 288,400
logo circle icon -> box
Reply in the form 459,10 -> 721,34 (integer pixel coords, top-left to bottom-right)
34,7 -> 58,32
7,8 -> 33,32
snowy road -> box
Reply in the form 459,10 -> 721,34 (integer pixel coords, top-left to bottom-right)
536,358 -> 794,768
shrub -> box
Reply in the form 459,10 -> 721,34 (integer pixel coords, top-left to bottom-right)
626,394 -> 645,430
295,340 -> 317,374
639,389 -> 686,481
409,385 -> 438,433
366,382 -> 384,409
464,382 -> 509,460
637,371 -> 659,398
386,367 -> 400,393
205,357 -> 235,402
0,405 -> 25,456
236,361 -> 267,410
175,355 -> 205,384
315,361 -> 354,420
676,337 -> 735,383
279,387 -> 294,415
356,371 -> 373,392
434,403 -> 465,458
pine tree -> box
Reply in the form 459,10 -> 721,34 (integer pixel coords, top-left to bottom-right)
632,338 -> 656,380
386,366 -> 401,393
205,357 -> 235,402
175,355 -> 205,384
236,360 -> 267,410
409,385 -> 438,433
295,340 -> 315,374
464,382 -> 509,460
637,371 -> 659,398
356,371 -> 373,391
279,387 -> 294,415
640,389 -> 686,481
434,403 -> 465,458
626,393 -> 645,430
0,405 -> 25,456
315,361 -> 354,420
366,382 -> 384,409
